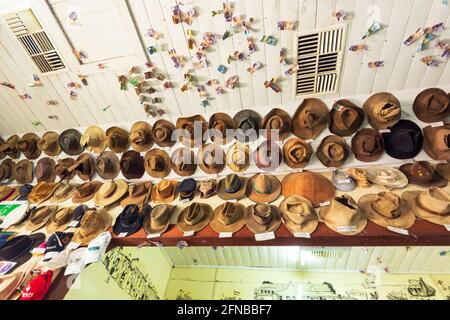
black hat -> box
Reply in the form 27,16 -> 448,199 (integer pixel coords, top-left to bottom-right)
0,233 -> 45,273
112,204 -> 148,236
70,205 -> 89,228
382,120 -> 423,160
177,178 -> 196,202
43,232 -> 73,262
17,184 -> 33,201
233,109 -> 261,142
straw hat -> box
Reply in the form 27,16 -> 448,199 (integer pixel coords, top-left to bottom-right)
233,109 -> 261,143
96,151 -> 120,180
79,126 -> 106,154
332,170 -> 356,192
347,168 -> 370,188
72,181 -> 103,204
24,205 -> 58,232
329,100 -> 364,137
399,161 -> 447,187
292,98 -> 329,140
106,126 -> 129,154
198,144 -> 225,174
363,92 -> 401,130
281,172 -> 335,207
120,150 -> 145,180
382,120 -> 423,160
316,135 -> 349,168
358,192 -> 415,229
144,149 -> 171,178
130,121 -> 153,152
0,135 -> 20,159
151,180 -> 178,204
94,180 -> 128,206
253,141 -> 282,171
177,203 -> 213,232
46,207 -> 75,234
366,166 -> 408,189
68,153 -> 95,181
54,158 -> 76,181
28,182 -> 60,204
143,204 -> 175,235
176,115 -> 208,147
17,133 -> 41,159
72,208 -> 112,246
351,129 -> 384,162
280,195 -> 319,234
152,119 -> 176,148
0,159 -> 15,182
0,186 -> 19,202
120,182 -> 152,207
171,147 -> 196,176
35,158 -> 56,183
422,123 -> 450,160
245,204 -> 281,234
38,131 -> 61,156
320,195 -> 367,235
13,160 -> 33,184
199,179 -> 217,198
246,173 -> 281,203
413,88 -> 450,123
217,174 -> 247,200
402,187 -> 450,226
0,272 -> 25,300
261,108 -> 292,141
208,112 -> 235,144
210,202 -> 247,233
226,142 -> 250,173
282,138 -> 313,169
59,129 -> 84,156
48,182 -> 77,204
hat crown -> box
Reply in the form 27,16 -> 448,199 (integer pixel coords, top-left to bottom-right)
288,141 -> 310,164
30,206 -> 53,224
323,142 -> 344,161
267,115 -> 283,130
53,208 -> 71,224
410,162 -> 434,182
98,181 -> 117,198
285,198 -> 312,225
97,157 -> 114,173
157,180 -> 173,196
77,182 -> 95,197
326,195 -> 360,226
224,174 -> 241,193
335,107 -> 358,130
252,204 -> 273,226
218,202 -> 241,225
17,140 -> 31,152
184,203 -> 204,226
149,155 -> 164,171
151,205 -> 170,226
54,183 -> 71,198
253,174 -> 272,195
371,192 -> 401,219
376,103 -> 401,122
302,109 -> 321,128
129,183 -> 147,198
417,188 -> 450,215
426,92 -> 449,114
361,134 -> 382,154
154,126 -> 169,142
119,205 -> 139,226
213,119 -> 226,133
199,180 -> 216,197
130,129 -> 148,146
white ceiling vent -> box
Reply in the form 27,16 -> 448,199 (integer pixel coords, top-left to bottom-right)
2,8 -> 65,74
294,24 -> 347,97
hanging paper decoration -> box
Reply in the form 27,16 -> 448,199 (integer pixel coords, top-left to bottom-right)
145,87 -> 157,95
424,22 -> 445,34
222,30 -> 233,40
223,3 -> 233,22
242,18 -> 254,35
29,74 -> 43,87
67,82 -> 82,89
284,64 -> 298,76
144,103 -> 165,118
151,97 -> 162,104
277,21 -> 297,31
1,82 -> 15,89
128,66 -> 138,75
172,4 -> 196,25
147,45 -> 158,55
417,33 -> 434,52
193,55 -> 207,69
172,4 -> 183,24
368,61 -> 384,69
163,81 -> 172,89
31,121 -> 42,128
245,37 -> 256,55
184,8 -> 196,25
146,28 -> 161,40
181,69 -> 195,92
129,77 -> 141,87
215,86 -> 225,95
19,93 -> 32,100
435,40 -> 449,51
227,51 -> 246,64
260,35 -> 278,46
69,90 -> 78,100
102,105 -> 112,112
362,22 -> 382,39
48,115 -> 59,120
47,100 -> 59,106
225,75 -> 238,89
206,79 -> 219,86
279,48 -> 288,65
349,44 -> 369,52
420,55 -> 439,67
68,10 -> 79,25
442,48 -> 450,59
332,10 -> 346,22
199,32 -> 217,52
217,65 -> 227,74
97,63 -> 106,69
384,267 -> 390,273
264,77 -> 281,93
177,240 -> 189,249
376,257 -> 383,264
359,269 -> 370,276
232,16 -> 254,35
186,29 -> 196,50
200,99 -> 210,108
72,49 -> 86,61
78,75 -> 88,86
404,28 -> 425,46
168,49 -> 184,68
247,61 -> 262,74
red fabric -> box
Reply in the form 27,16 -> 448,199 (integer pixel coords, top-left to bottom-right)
20,270 -> 53,300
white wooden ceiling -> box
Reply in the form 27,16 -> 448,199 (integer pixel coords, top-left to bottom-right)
0,0 -> 449,136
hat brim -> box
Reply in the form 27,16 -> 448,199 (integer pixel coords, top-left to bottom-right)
24,206 -> 58,232
144,149 -> 171,178
45,208 -> 74,234
176,204 -> 213,232
319,206 -> 367,235
113,214 -> 145,237
244,205 -> 282,234
143,206 -> 174,235
6,233 -> 45,273
366,167 -> 409,189
151,181 -> 178,204
72,182 -> 103,204
72,212 -> 112,246
94,180 -> 128,207
402,191 -> 450,226
210,203 -> 247,233
49,187 -> 77,204
316,135 -> 349,168
246,175 -> 281,203
399,163 -> 448,188
217,178 -> 247,200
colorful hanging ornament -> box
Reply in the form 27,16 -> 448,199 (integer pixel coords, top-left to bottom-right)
193,55 -> 207,69
225,75 -> 238,89
279,48 -> 288,65
172,4 -> 183,24
217,65 -> 227,74
145,87 -> 157,95
284,64 -> 298,76
442,48 -> 450,59
72,49 -> 86,61
417,34 -> 434,52
128,66 -> 138,75
332,10 -> 346,22
186,29 -> 196,50
200,32 -> 217,51
260,35 -> 278,46
368,61 -> 384,69
215,86 -> 225,95
206,79 -> 219,86
247,37 -> 256,54
200,99 -> 210,108
222,30 -> 233,40
31,121 -> 42,128
247,61 -> 262,74
222,3 -> 233,22
183,8 -> 196,25
163,81 -> 172,89
67,82 -> 82,89
48,115 -> 59,120
362,22 -> 382,39
228,51 -> 246,64
177,240 -> 189,249
102,105 -> 111,112
129,77 -> 141,87
424,22 -> 445,34
147,45 -> 158,55
29,74 -> 43,87
69,90 -> 78,100
97,63 -> 106,69
19,93 -> 32,100
277,21 -> 297,31
47,100 -> 58,106
404,28 -> 425,46
349,44 -> 369,52
68,10 -> 79,25
242,18 -> 254,35
421,55 -> 439,67
146,28 -> 161,40
264,77 -> 281,93
169,49 -> 184,68
1,82 -> 15,89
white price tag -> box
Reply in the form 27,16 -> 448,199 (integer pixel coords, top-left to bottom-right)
147,233 -> 161,239
305,139 -> 314,143
67,242 -> 81,250
431,121 -> 444,127
379,129 -> 391,133
255,232 -> 275,241
319,201 -> 330,207
338,179 -> 351,184
184,231 -> 195,237
228,199 -> 238,203
219,232 -> 233,238
31,247 -> 46,255
68,221 -> 79,228
388,226 -> 409,235
336,225 -> 357,233
293,232 -> 311,239
444,224 -> 450,232
180,198 -> 190,204
117,232 -> 128,238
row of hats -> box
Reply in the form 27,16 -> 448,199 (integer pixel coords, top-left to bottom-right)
1,87 -> 448,160
1,120 -> 449,185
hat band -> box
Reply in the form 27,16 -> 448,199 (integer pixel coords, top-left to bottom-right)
225,179 -> 241,193
0,188 -> 15,202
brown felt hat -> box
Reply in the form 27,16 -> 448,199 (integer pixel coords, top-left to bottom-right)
35,158 -> 56,183
0,159 -> 15,182
282,138 -> 313,169
246,173 -> 281,203
177,203 -> 213,232
54,158 -> 76,181
210,202 -> 247,233
72,208 -> 112,246
399,161 -> 447,188
96,151 -> 120,180
351,128 -> 385,162
144,149 -> 171,178
17,133 -> 41,159
151,180 -> 178,204
120,150 -> 145,180
68,153 -> 95,181
436,162 -> 450,181
13,159 -> 33,184
120,181 -> 152,207
413,88 -> 450,123
316,135 -> 349,168
217,174 -> 247,200
292,98 -> 329,140
226,142 -> 250,173
106,126 -> 129,153
94,179 -> 128,207
329,100 -> 364,137
423,123 -> 450,160
253,141 -> 283,171
46,207 -> 75,234
24,205 -> 58,232
363,92 -> 401,130
171,147 -> 196,176
280,195 -> 319,235
245,204 -> 281,234
176,115 -> 208,147
261,108 -> 292,141
28,182 -> 60,204
80,126 -> 107,154
72,181 -> 103,203
0,135 -> 20,159
59,129 -> 84,156
130,121 -> 153,152
198,144 -> 226,174
208,113 -> 235,145
152,119 -> 176,148
143,204 -> 175,235
49,182 -> 77,204
0,137 -> 4,160
233,109 -> 261,143
38,131 -> 61,156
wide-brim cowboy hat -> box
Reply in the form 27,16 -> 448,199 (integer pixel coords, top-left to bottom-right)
233,109 -> 261,143
24,205 -> 58,232
143,204 -> 175,235
106,126 -> 129,154
208,112 -> 235,144
12,159 -> 33,184
151,180 -> 178,204
72,181 -> 103,204
402,188 -> 450,226
120,150 -> 145,180
413,87 -> 450,123
210,202 -> 247,233
437,162 -> 450,180
120,182 -> 152,207
382,120 -> 423,160
245,204 -> 282,234
112,204 -> 147,236
316,135 -> 350,168
292,98 -> 329,140
54,158 -> 76,181
0,159 -> 15,182
399,161 -> 447,187
152,119 -> 176,148
171,147 -> 197,176
45,207 -> 75,234
246,173 -> 281,203
144,149 -> 171,178
282,138 -> 313,169
217,175 -> 247,200
94,180 -> 128,207
0,135 -> 19,159
176,203 -> 213,233
49,183 -> 77,204
0,272 -> 25,300
363,92 -> 401,130
130,121 -> 153,152
198,144 -> 226,174
35,157 -> 56,183
69,153 -> 95,181
351,128 -> 385,162
423,123 -> 450,160
261,108 -> 292,141
280,195 -> 319,234
329,100 -> 364,137
79,126 -> 107,154
226,142 -> 250,173
96,151 -> 120,180
72,208 -> 112,246
366,166 -> 408,189
176,115 -> 208,147
59,129 -> 84,156
27,182 -> 60,204
38,131 -> 61,156
17,133 -> 41,160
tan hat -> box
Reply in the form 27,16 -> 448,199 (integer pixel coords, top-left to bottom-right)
208,113 -> 235,144
54,158 -> 76,181
198,143 -> 225,174
261,108 -> 292,141
49,182 -> 77,204
0,135 -> 19,159
72,181 -> 103,203
329,100 -> 364,137
130,121 -> 153,152
120,182 -> 152,207
280,195 -> 319,234
79,126 -> 107,154
177,203 -> 213,232
245,203 -> 281,234
143,204 -> 175,234
106,126 -> 129,153
38,131 -> 61,156
144,149 -> 171,178
282,138 -> 313,169
402,187 -> 450,226
358,192 -> 415,229
171,147 -> 197,176
199,179 -> 217,198
176,115 -> 208,147
0,159 -> 15,182
226,142 -> 250,173
35,158 -> 56,183
68,153 -> 95,181
399,161 -> 447,188
210,202 -> 247,233
366,166 -> 408,189
96,151 -> 120,180
0,186 -> 19,202
152,119 -> 176,148
17,133 -> 41,159
422,123 -> 450,160
13,159 -> 33,184
316,135 -> 349,168
0,272 -> 25,300
151,180 -> 178,204
320,195 -> 367,235
72,208 -> 112,246
217,174 -> 247,200
28,182 -> 60,204
93,180 -> 128,207
46,207 -> 75,233
25,205 -> 58,232
347,168 -> 370,188
292,98 -> 329,140
246,173 -> 281,203
363,92 -> 401,130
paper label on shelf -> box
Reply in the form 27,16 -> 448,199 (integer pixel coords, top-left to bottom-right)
305,139 -> 314,143
387,226 -> 409,235
219,232 -> 233,238
184,231 -> 195,237
379,129 -> 391,133
228,199 -> 238,203
431,121 -> 444,127
117,232 -> 128,238
293,232 -> 311,238
68,221 -> 79,228
319,201 -> 330,207
31,247 -> 46,255
147,233 -> 161,239
336,225 -> 357,233
180,198 -> 190,204
444,224 -> 450,232
67,242 -> 81,250
255,232 -> 275,241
